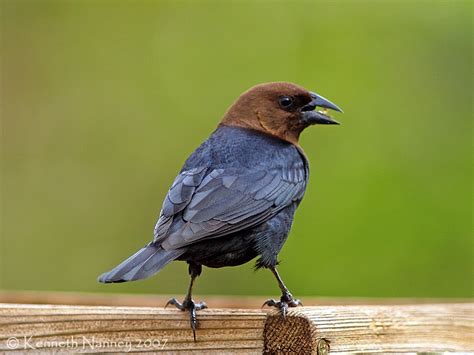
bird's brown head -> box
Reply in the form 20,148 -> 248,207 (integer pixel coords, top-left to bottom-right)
220,82 -> 343,146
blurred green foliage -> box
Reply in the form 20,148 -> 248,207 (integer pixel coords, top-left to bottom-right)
1,0 -> 472,298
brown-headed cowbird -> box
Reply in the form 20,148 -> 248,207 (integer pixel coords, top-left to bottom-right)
99,82 -> 342,340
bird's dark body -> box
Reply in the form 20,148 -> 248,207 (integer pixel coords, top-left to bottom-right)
176,125 -> 308,269
177,201 -> 299,269
98,124 -> 309,283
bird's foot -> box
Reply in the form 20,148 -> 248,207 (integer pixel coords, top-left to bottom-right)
165,297 -> 207,341
262,292 -> 302,317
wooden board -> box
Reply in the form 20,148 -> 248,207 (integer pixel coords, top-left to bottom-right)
1,302 -> 472,353
0,304 -> 266,353
264,304 -> 474,353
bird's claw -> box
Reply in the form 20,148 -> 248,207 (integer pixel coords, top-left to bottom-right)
262,293 -> 302,317
165,297 -> 185,310
188,300 -> 207,341
165,297 -> 207,341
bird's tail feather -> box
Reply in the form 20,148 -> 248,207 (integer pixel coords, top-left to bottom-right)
98,243 -> 183,283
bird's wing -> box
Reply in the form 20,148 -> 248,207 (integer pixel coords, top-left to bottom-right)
153,166 -> 208,240
153,163 -> 306,250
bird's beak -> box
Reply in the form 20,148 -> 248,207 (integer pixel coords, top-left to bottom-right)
301,92 -> 343,125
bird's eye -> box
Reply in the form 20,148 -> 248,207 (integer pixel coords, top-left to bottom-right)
278,96 -> 294,108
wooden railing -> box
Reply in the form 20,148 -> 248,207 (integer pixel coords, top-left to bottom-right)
0,292 -> 472,353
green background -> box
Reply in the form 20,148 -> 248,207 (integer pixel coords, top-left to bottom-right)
1,0 -> 472,298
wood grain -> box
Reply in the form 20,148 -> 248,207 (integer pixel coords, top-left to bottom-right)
264,304 -> 474,354
0,302 -> 472,353
0,304 -> 266,353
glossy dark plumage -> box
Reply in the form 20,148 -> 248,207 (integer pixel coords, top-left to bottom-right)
98,125 -> 308,282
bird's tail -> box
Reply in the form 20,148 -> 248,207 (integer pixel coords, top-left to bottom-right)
98,243 -> 183,283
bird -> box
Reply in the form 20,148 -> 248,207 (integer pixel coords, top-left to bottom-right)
98,82 -> 342,340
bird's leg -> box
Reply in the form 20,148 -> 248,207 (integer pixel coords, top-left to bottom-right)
262,266 -> 302,317
165,263 -> 207,341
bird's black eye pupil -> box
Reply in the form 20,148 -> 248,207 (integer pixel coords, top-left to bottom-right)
279,96 -> 293,108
